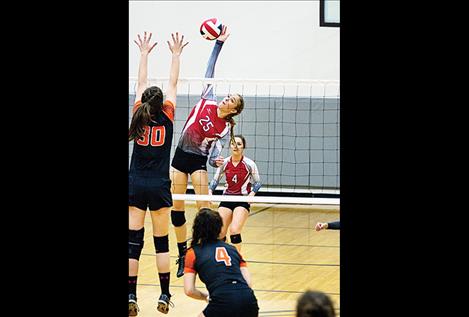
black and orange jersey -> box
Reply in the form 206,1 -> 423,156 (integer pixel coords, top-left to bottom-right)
129,99 -> 174,178
184,240 -> 249,294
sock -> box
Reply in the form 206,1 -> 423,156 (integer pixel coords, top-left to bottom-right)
177,241 -> 187,256
129,276 -> 138,297
159,272 -> 171,296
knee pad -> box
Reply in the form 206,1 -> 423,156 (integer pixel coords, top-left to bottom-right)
230,234 -> 242,244
153,235 -> 169,253
171,210 -> 186,227
129,228 -> 145,260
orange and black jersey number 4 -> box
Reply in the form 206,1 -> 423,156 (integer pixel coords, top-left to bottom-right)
215,246 -> 232,266
136,126 -> 166,147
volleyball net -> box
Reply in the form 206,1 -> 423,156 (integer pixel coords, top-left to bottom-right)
129,78 -> 340,206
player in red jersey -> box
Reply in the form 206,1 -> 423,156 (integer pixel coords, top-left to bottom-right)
183,208 -> 259,317
170,25 -> 245,278
208,135 -> 261,252
128,31 -> 188,316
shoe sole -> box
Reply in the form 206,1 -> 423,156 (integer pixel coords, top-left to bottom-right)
129,300 -> 139,316
157,300 -> 169,314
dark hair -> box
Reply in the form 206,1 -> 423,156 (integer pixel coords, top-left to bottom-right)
129,86 -> 164,141
296,290 -> 335,317
225,94 -> 244,149
233,134 -> 246,148
190,208 -> 223,248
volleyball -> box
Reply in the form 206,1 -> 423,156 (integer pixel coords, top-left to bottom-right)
200,18 -> 223,40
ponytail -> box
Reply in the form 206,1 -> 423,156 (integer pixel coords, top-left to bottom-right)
129,102 -> 152,141
225,94 -> 244,149
227,117 -> 237,149
129,86 -> 164,142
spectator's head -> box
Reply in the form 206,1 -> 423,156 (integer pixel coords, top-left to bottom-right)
296,290 -> 335,317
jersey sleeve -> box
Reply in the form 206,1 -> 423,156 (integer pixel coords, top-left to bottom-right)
248,159 -> 262,193
184,248 -> 197,274
162,100 -> 175,122
132,100 -> 142,114
327,220 -> 340,230
237,250 -> 247,268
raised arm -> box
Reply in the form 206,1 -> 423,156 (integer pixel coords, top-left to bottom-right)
133,32 -> 157,102
166,32 -> 189,106
201,26 -> 230,100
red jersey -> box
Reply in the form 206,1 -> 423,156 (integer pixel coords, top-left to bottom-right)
176,98 -> 231,166
209,156 -> 262,195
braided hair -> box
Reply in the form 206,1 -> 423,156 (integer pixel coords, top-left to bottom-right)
225,94 -> 244,148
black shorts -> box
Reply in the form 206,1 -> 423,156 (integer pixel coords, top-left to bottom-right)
218,201 -> 250,213
171,147 -> 208,175
128,175 -> 172,211
204,284 -> 259,317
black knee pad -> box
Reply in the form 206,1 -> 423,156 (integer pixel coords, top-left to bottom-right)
171,210 -> 186,227
153,235 -> 169,253
230,234 -> 242,244
129,228 -> 145,260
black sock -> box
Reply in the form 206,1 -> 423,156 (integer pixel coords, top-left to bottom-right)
129,276 -> 138,297
159,272 -> 171,296
177,241 -> 187,256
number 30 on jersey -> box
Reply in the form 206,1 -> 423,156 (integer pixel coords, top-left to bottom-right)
136,126 -> 165,147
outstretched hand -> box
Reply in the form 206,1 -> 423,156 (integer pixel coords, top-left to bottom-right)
167,32 -> 189,56
217,25 -> 230,42
134,31 -> 157,54
315,222 -> 328,231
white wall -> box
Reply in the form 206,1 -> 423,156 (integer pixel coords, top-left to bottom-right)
129,1 -> 339,81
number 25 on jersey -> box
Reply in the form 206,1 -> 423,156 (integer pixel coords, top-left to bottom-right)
215,247 -> 232,266
199,115 -> 214,132
136,126 -> 165,146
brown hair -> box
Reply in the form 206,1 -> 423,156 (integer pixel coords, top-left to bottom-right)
225,94 -> 244,149
296,290 -> 335,317
190,208 -> 223,248
233,134 -> 246,148
129,86 -> 163,141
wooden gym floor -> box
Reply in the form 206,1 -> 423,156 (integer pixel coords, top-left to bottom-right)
133,202 -> 340,316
